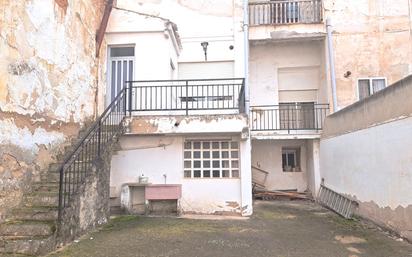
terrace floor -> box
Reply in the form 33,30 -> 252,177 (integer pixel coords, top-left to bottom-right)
46,201 -> 412,257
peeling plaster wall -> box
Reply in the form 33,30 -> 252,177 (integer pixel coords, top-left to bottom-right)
0,0 -> 105,220
126,115 -> 248,135
249,0 -> 412,109
326,0 -> 412,108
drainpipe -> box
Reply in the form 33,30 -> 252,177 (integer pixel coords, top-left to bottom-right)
326,18 -> 338,112
243,0 -> 250,115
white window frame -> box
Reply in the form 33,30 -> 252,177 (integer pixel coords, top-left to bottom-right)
183,140 -> 240,179
282,148 -> 301,172
357,77 -> 387,101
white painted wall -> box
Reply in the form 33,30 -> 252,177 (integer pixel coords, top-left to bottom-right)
114,0 -> 246,78
251,139 -> 308,192
320,116 -> 412,210
249,40 -> 328,106
106,9 -> 179,82
111,135 -> 252,215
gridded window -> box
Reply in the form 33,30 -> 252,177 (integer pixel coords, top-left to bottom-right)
358,78 -> 386,100
184,140 -> 240,179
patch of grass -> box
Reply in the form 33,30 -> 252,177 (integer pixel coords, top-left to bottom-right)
100,215 -> 139,231
329,215 -> 361,229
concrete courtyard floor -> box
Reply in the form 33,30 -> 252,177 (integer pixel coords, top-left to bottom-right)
47,201 -> 412,257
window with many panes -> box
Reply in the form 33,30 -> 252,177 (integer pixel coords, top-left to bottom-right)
358,78 -> 386,100
184,140 -> 240,179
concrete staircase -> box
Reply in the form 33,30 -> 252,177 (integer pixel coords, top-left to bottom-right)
0,133 -> 92,255
0,88 -> 127,255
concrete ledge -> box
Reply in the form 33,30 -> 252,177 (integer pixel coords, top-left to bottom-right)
251,131 -> 321,140
322,74 -> 412,138
249,23 -> 325,41
125,114 -> 248,135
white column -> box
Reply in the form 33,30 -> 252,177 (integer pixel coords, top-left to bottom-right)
312,139 -> 321,196
240,138 -> 253,216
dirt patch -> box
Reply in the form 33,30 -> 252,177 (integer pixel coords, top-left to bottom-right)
335,235 -> 367,244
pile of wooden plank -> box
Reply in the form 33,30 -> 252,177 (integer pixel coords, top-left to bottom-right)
253,190 -> 309,201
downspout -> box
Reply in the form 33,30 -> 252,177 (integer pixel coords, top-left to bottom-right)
326,18 -> 338,112
243,0 -> 250,115
408,0 -> 412,74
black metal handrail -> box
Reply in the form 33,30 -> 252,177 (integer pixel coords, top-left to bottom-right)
250,103 -> 329,131
57,87 -> 127,223
127,78 -> 245,115
57,78 -> 246,225
249,0 -> 323,26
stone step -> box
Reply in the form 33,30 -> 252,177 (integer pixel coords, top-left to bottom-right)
48,160 -> 94,173
10,207 -> 58,222
33,182 -> 59,192
33,181 -> 79,193
0,235 -> 55,255
41,170 -> 88,183
24,192 -> 59,208
0,221 -> 55,237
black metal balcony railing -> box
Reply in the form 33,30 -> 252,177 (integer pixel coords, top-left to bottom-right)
127,78 -> 245,115
250,103 -> 329,131
249,0 -> 323,26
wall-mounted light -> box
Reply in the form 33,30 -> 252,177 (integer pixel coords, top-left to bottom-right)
201,41 -> 209,61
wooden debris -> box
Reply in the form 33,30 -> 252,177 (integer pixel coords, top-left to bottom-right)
253,190 -> 309,201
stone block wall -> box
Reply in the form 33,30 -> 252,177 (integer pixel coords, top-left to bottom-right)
57,151 -> 112,245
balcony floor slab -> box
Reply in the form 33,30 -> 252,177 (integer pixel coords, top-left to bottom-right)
125,114 -> 248,136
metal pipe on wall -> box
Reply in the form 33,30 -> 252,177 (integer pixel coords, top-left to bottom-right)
243,0 -> 250,115
326,18 -> 338,112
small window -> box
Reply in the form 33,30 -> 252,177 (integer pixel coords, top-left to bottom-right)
282,148 -> 301,172
358,78 -> 386,100
110,47 -> 135,57
184,140 -> 240,179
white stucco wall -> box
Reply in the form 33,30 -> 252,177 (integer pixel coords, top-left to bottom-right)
320,116 -> 412,240
251,139 -> 308,192
249,40 -> 328,106
111,135 -> 252,215
112,0 -> 246,78
320,116 -> 412,210
106,8 -> 179,81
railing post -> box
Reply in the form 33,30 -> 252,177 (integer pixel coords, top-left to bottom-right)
128,81 -> 133,117
57,165 -> 64,225
97,119 -> 101,158
123,87 -> 127,117
185,80 -> 189,116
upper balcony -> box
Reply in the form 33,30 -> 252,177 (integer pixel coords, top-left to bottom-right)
123,78 -> 248,136
250,103 -> 329,139
248,0 -> 325,41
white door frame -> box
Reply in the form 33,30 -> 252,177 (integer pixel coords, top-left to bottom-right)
106,45 -> 135,107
